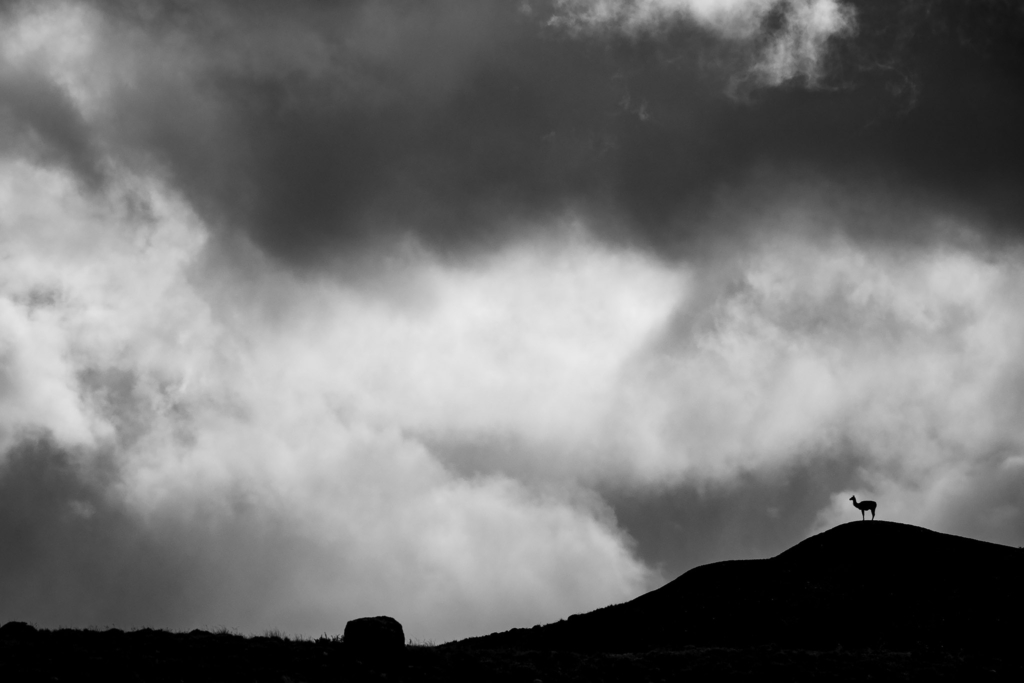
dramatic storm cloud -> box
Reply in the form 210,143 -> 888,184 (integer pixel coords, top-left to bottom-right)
2,0 -> 1024,641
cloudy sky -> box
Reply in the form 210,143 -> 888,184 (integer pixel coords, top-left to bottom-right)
2,0 -> 1023,642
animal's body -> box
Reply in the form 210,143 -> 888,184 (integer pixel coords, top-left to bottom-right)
850,496 -> 877,520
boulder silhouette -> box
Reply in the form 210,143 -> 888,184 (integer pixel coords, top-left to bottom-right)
459,521 -> 1024,652
343,616 -> 405,654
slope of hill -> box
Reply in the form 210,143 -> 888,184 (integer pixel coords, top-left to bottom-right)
457,521 -> 1024,653
3,523 -> 1022,680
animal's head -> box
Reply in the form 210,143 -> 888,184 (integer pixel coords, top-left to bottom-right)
849,496 -> 855,501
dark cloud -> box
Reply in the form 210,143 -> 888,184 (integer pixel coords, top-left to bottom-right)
0,67 -> 105,188
0,440 -> 192,627
611,440 -> 1024,581
0,439 -> 341,633
6,0 -> 1020,267
606,453 -> 864,576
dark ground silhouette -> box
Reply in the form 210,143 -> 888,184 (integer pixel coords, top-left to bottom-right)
3,522 -> 1022,681
459,522 -> 1024,653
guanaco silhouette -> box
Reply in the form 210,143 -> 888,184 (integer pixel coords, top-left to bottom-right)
849,496 -> 877,520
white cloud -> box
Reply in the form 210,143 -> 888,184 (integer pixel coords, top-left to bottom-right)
751,0 -> 855,85
0,161 -> 663,640
609,232 -> 1024,482
552,0 -> 856,86
553,0 -> 775,36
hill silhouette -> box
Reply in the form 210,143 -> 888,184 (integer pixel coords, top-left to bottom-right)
458,521 -> 1024,653
3,523 -> 1022,680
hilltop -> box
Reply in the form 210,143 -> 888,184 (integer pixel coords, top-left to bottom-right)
457,521 -> 1024,652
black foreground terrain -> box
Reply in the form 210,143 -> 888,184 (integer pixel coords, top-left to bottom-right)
461,521 -> 1024,652
3,522 -> 1023,681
